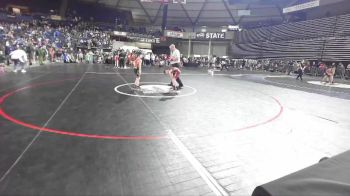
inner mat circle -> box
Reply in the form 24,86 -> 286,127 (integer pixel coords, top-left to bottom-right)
307,81 -> 350,89
114,82 -> 197,98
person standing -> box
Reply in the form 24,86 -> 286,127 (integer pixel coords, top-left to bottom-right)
86,50 -> 94,64
127,51 -> 133,67
151,53 -> 155,66
296,62 -> 304,81
221,58 -> 229,71
338,62 -> 346,80
318,62 -> 326,76
169,44 -> 181,68
10,46 -> 28,73
310,61 -> 317,76
114,51 -> 119,68
5,40 -> 11,66
49,46 -> 55,63
144,52 -> 151,66
241,59 -> 246,70
286,61 -> 294,75
329,65 -> 336,84
0,45 -> 5,73
26,41 -> 34,66
37,46 -> 46,65
210,56 -> 217,69
77,49 -> 84,63
119,50 -> 126,69
133,51 -> 142,88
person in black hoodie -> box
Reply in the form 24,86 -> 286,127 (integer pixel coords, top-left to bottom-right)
119,50 -> 126,69
296,62 -> 304,81
5,41 -> 11,66
26,41 -> 34,65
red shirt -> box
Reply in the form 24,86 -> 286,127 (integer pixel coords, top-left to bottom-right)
319,64 -> 326,70
133,57 -> 142,68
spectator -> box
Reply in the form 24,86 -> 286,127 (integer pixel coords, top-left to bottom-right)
210,56 -> 216,69
26,41 -> 34,65
151,53 -> 155,66
114,51 -> 119,68
77,49 -> 84,63
329,65 -> 336,84
296,62 -> 304,81
86,50 -> 94,64
241,59 -> 246,70
0,45 -> 5,73
49,46 -> 55,63
319,62 -> 326,76
338,62 -> 346,80
5,40 -> 11,65
144,52 -> 151,66
37,46 -> 46,65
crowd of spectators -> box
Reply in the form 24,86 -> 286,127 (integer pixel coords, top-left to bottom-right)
0,18 -> 115,66
171,54 -> 349,80
0,10 -> 166,69
201,57 -> 350,80
240,59 -> 349,80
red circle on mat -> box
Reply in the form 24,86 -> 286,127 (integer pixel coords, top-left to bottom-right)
0,78 -> 283,140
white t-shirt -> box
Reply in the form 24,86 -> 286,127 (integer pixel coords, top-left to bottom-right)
144,53 -> 151,60
170,49 -> 180,65
10,49 -> 28,63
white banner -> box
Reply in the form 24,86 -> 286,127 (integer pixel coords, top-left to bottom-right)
196,32 -> 226,40
113,31 -> 128,37
283,0 -> 320,14
173,0 -> 186,4
165,30 -> 184,38
128,36 -> 160,44
50,15 -> 62,21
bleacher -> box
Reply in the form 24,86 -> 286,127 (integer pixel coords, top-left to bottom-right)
322,37 -> 350,62
237,16 -> 336,44
233,39 -> 324,60
335,14 -> 350,36
233,13 -> 350,61
270,17 -> 336,41
237,27 -> 271,43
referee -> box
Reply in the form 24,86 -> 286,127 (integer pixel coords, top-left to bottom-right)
169,44 -> 181,68
168,44 -> 183,88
